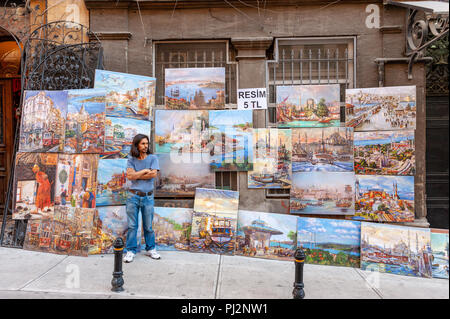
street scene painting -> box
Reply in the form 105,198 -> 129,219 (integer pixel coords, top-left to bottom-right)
13,153 -> 58,220
155,153 -> 215,197
361,222 -> 433,278
154,110 -> 209,154
346,86 -> 416,131
290,172 -> 355,215
248,128 -> 292,189
430,229 -> 449,279
91,205 -> 128,254
292,127 -> 353,172
19,90 -> 68,153
54,154 -> 99,209
23,206 -> 97,257
103,117 -> 151,159
152,207 -> 193,251
165,67 -> 225,109
96,159 -> 130,206
235,210 -> 297,261
209,110 -> 254,171
64,89 -> 106,154
297,217 -> 361,267
276,85 -> 340,128
354,130 -> 415,175
94,69 -> 155,120
354,175 -> 415,223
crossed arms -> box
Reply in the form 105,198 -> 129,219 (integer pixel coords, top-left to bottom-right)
126,168 -> 158,180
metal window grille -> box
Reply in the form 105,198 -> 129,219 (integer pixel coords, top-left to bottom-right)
215,171 -> 238,191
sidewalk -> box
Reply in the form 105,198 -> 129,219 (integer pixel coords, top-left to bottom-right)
0,247 -> 448,299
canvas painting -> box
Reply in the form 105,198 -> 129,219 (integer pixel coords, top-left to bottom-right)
193,188 -> 239,215
354,175 -> 414,222
276,85 -> 340,128
209,110 -> 254,171
96,159 -> 130,206
103,116 -> 151,159
64,88 -> 106,154
94,69 -> 155,120
235,210 -> 297,261
361,222 -> 433,278
154,110 -> 209,154
297,217 -> 361,267
23,206 -> 97,257
0,219 -> 16,246
152,207 -> 193,251
346,86 -> 416,131
91,205 -> 128,254
248,128 -> 292,189
354,130 -> 415,175
292,127 -> 353,172
19,90 -> 68,153
13,153 -> 58,220
54,154 -> 99,209
165,67 -> 225,109
290,172 -> 355,215
430,229 -> 449,279
155,153 -> 215,197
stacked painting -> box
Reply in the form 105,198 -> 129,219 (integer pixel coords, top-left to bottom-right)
430,229 -> 449,279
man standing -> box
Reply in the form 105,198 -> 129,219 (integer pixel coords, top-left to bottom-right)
123,134 -> 160,263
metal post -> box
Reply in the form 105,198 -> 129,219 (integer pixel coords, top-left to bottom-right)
292,247 -> 305,299
111,237 -> 125,292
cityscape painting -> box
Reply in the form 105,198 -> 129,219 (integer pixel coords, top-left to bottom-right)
361,222 -> 433,278
276,85 -> 340,127
64,89 -> 106,154
297,217 -> 361,267
290,172 -> 355,215
292,127 -> 353,172
13,153 -> 58,220
19,90 -> 68,153
96,159 -> 130,206
235,210 -> 297,261
165,67 -> 225,109
94,69 -> 155,120
209,110 -> 254,171
91,205 -> 128,254
354,175 -> 415,222
152,207 -> 193,251
430,229 -> 449,279
346,86 -> 416,131
354,130 -> 415,175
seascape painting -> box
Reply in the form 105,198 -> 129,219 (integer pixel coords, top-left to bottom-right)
430,229 -> 449,279
96,159 -> 130,206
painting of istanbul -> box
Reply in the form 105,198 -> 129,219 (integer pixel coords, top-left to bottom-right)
354,175 -> 414,223
276,84 -> 340,128
354,130 -> 415,175
345,86 -> 416,131
430,229 -> 449,279
96,159 -> 130,206
165,67 -> 225,109
152,207 -> 193,251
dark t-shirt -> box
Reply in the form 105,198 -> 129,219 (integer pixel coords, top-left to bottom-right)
126,154 -> 160,193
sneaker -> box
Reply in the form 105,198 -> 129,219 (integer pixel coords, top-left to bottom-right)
146,249 -> 161,260
123,251 -> 135,263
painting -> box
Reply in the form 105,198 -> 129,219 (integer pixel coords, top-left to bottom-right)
292,127 -> 353,172
94,69 -> 155,120
90,205 -> 128,254
361,222 -> 433,278
0,219 -> 16,246
276,85 -> 340,128
103,117 -> 151,159
96,159 -> 130,206
208,110 -> 254,171
346,86 -> 416,131
354,175 -> 414,222
23,206 -> 97,257
290,172 -> 355,215
430,229 -> 449,279
19,90 -> 68,153
297,217 -> 360,267
54,154 -> 99,209
165,67 -> 225,109
235,210 -> 297,261
193,188 -> 239,215
12,153 -> 58,220
64,88 -> 106,154
154,110 -> 209,154
354,130 -> 415,175
155,153 -> 215,197
248,128 -> 292,189
151,207 -> 193,251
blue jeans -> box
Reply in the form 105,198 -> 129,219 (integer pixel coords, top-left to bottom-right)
125,192 -> 156,254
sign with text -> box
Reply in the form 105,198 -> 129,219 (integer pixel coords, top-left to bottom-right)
237,88 -> 267,110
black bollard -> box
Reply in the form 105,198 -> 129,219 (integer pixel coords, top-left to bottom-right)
292,247 -> 305,299
111,237 -> 125,292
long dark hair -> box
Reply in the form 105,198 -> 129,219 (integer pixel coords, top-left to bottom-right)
130,134 -> 151,158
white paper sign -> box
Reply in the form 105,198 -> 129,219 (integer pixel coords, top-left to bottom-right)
237,88 -> 267,110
